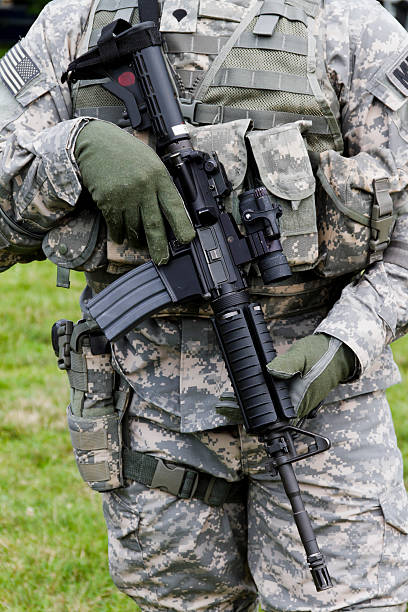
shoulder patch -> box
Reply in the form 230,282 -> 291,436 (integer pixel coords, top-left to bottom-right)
386,45 -> 408,98
160,0 -> 199,33
0,43 -> 40,97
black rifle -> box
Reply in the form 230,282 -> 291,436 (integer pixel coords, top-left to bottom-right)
63,19 -> 332,591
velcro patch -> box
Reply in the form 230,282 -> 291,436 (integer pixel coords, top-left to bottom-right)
386,45 -> 408,98
0,43 -> 40,96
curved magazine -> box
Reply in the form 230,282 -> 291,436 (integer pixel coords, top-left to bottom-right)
87,255 -> 203,341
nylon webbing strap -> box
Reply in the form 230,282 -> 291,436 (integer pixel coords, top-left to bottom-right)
163,31 -> 307,55
238,30 -> 307,54
138,0 -> 159,24
256,0 -> 308,25
163,33 -> 228,55
57,266 -> 70,289
177,69 -> 203,90
76,106 -> 126,122
254,13 -> 279,36
122,448 -> 246,506
78,462 -> 110,482
67,352 -> 87,391
369,177 -> 395,264
97,0 -> 137,10
179,100 -> 330,133
212,67 -> 313,94
70,429 -> 108,451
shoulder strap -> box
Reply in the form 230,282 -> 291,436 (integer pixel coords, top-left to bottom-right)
138,0 -> 159,24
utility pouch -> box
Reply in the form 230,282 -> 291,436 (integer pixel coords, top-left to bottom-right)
247,120 -> 318,270
316,151 -> 397,277
42,206 -> 107,287
67,404 -> 124,492
186,118 -> 250,217
187,119 -> 318,270
52,318 -> 129,492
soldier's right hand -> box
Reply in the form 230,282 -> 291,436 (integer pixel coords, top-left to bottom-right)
74,120 -> 195,265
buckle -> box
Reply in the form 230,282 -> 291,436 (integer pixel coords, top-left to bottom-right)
370,202 -> 395,246
150,458 -> 198,498
369,178 -> 395,259
202,477 -> 240,506
70,318 -> 103,352
203,477 -> 217,504
51,319 -> 74,370
369,202 -> 395,258
178,98 -> 201,125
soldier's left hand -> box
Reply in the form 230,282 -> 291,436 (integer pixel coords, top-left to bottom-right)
267,333 -> 356,420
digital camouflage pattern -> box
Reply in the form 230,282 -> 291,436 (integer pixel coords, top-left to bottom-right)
42,207 -> 106,272
0,0 -> 93,270
103,389 -> 408,611
247,121 -> 319,267
316,148 -> 406,277
1,0 -> 408,609
186,118 -> 250,212
68,406 -> 123,492
160,0 -> 199,33
66,337 -> 128,491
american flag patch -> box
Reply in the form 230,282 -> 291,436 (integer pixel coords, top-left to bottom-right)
0,43 -> 40,96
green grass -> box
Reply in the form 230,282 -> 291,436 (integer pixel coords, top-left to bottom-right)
0,261 -> 136,611
0,260 -> 407,610
387,336 -> 408,481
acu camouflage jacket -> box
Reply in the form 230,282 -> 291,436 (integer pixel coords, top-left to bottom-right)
1,0 -> 408,431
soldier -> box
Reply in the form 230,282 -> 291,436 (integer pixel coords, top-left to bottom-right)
1,0 -> 408,610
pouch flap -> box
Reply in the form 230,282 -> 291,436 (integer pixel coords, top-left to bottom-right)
380,483 -> 408,535
247,120 -> 315,203
186,118 -> 251,190
318,149 -> 400,222
16,75 -> 54,107
0,65 -> 52,129
42,207 -> 101,269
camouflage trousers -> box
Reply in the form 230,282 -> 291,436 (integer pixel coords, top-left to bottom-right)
102,390 -> 408,611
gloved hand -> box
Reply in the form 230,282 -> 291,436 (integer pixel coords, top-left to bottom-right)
266,333 -> 356,420
74,120 -> 195,265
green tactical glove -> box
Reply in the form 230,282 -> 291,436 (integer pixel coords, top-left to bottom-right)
266,333 -> 356,420
74,120 -> 195,265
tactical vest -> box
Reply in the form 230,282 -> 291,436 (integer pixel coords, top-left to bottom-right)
72,0 -> 343,155
43,0 -> 395,315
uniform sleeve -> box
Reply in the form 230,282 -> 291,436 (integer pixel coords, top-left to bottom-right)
0,0 -> 94,269
315,0 -> 408,374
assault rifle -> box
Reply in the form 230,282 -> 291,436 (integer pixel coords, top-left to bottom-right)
63,19 -> 333,591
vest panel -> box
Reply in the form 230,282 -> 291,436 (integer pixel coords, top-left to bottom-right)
56,0 -> 392,307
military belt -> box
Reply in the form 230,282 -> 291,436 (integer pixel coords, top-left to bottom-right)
122,447 -> 247,506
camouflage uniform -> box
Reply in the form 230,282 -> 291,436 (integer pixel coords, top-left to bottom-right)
1,0 -> 408,610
